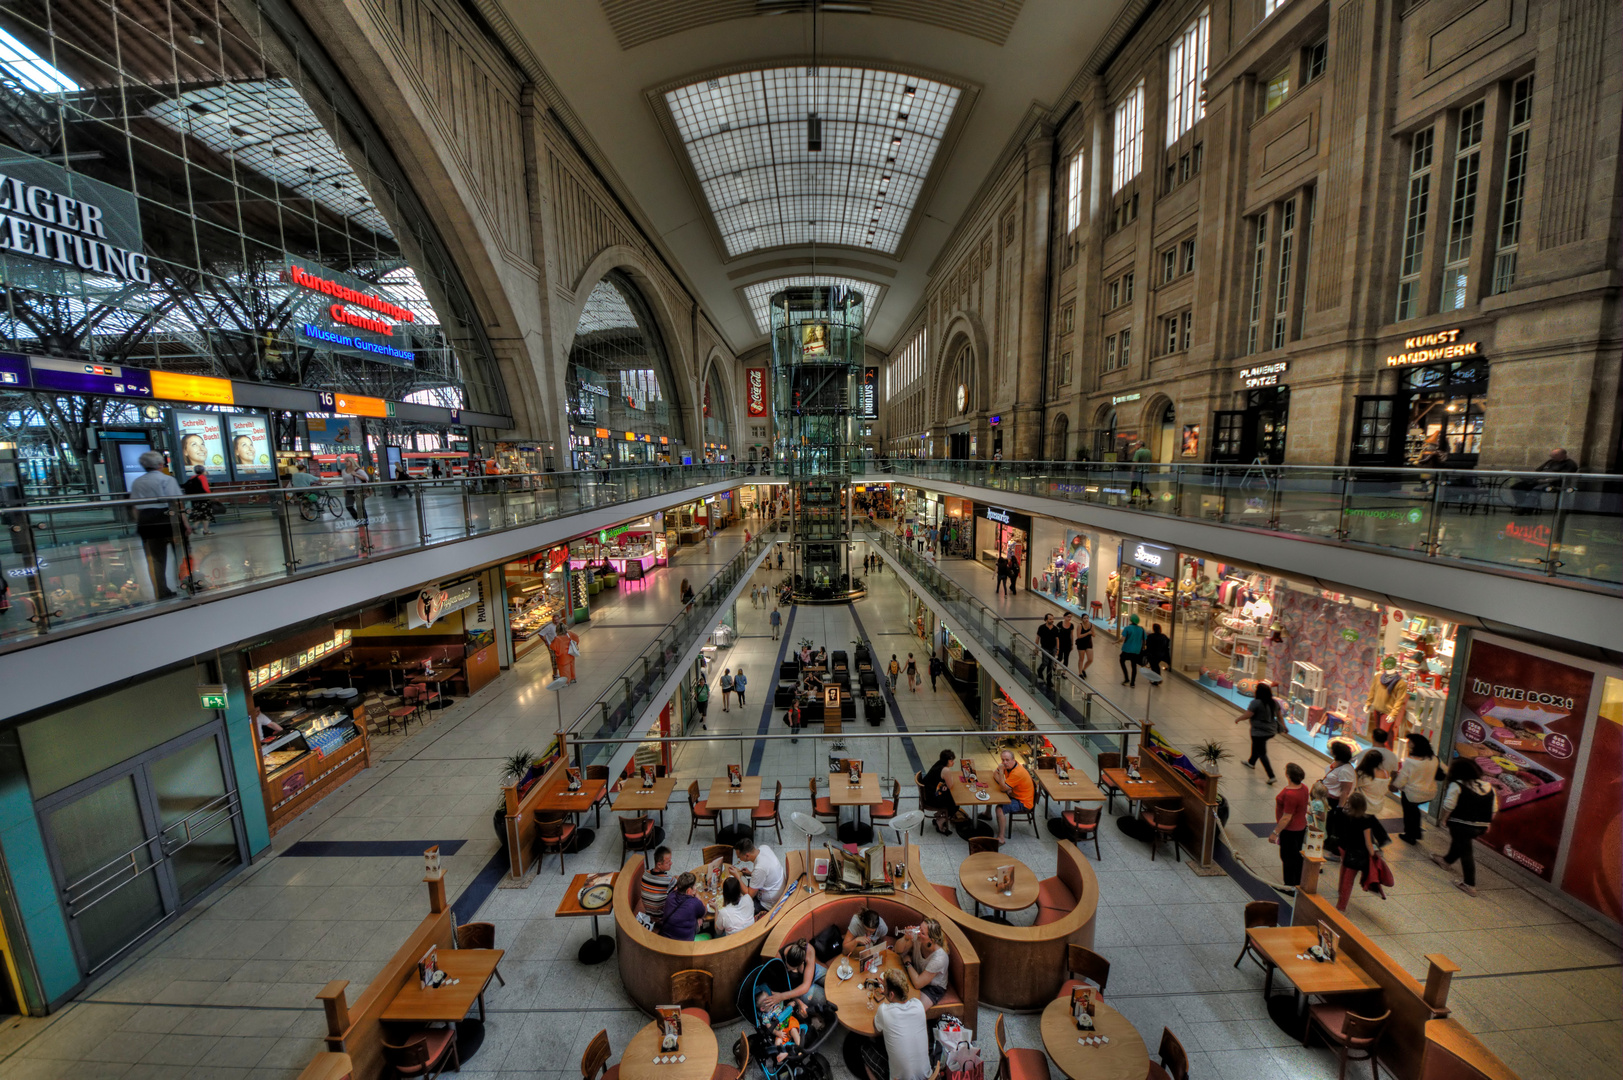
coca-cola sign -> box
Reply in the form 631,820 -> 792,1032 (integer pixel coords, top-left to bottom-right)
746,367 -> 767,416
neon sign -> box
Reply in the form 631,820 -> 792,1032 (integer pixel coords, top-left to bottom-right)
287,263 -> 414,323
1384,328 -> 1481,367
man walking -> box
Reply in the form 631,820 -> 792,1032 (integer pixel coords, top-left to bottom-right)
995,553 -> 1009,595
769,607 -> 782,640
1057,613 -> 1076,673
1036,613 -> 1059,685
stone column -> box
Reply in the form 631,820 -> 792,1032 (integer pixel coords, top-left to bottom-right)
1013,126 -> 1055,460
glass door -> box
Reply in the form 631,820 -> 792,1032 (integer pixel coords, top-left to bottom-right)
39,726 -> 243,975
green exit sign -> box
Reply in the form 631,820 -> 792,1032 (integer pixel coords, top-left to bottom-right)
198,685 -> 228,710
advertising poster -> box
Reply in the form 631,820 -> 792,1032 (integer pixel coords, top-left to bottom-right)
172,410 -> 227,480
226,414 -> 274,478
1180,424 -> 1200,457
746,368 -> 766,416
1451,640 -> 1593,881
1559,676 -> 1621,919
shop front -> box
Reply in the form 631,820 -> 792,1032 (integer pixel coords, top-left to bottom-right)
507,545 -> 580,655
1028,517 -> 1093,621
972,504 -> 1031,569
1350,343 -> 1489,467
571,518 -> 664,582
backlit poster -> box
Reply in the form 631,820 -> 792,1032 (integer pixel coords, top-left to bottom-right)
1559,677 -> 1621,919
226,414 -> 274,479
172,410 -> 227,481
1451,639 -> 1593,881
746,368 -> 766,416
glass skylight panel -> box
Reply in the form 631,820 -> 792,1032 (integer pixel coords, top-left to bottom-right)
666,66 -> 959,256
743,276 -> 880,334
574,280 -> 641,335
0,27 -> 79,94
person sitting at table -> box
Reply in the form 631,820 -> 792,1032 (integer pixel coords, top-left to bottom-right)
920,749 -> 956,810
637,846 -> 675,921
767,939 -> 826,1008
799,670 -> 824,697
842,907 -> 889,955
992,749 -> 1036,846
863,969 -> 931,1080
659,873 -> 706,941
715,876 -> 756,936
799,644 -> 814,666
734,836 -> 786,911
898,919 -> 951,1004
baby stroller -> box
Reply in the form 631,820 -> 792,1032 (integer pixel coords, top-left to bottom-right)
736,958 -> 834,1080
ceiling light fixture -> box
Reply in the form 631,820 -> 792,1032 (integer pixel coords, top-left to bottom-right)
807,111 -> 822,152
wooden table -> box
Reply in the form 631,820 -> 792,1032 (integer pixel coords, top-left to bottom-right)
535,775 -> 608,819
1036,769 -> 1106,812
1040,994 -> 1149,1080
958,852 -> 1039,916
707,776 -> 762,845
822,949 -> 923,1037
556,873 -> 617,965
380,949 -> 505,1023
620,1015 -> 720,1080
1245,926 -> 1380,1001
944,772 -> 1007,835
1099,766 -> 1178,809
613,775 -> 678,825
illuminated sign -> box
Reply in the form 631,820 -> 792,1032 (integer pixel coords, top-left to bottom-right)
0,149 -> 149,283
986,507 -> 1011,524
861,366 -> 878,419
625,431 -> 636,441
746,367 -> 767,416
594,427 -> 609,439
988,415 -> 1001,426
333,393 -> 387,418
1111,392 -> 1141,405
1124,541 -> 1175,575
29,356 -> 152,397
1385,328 -> 1482,367
286,262 -> 414,323
150,370 -> 234,405
301,324 -> 414,363
1239,361 -> 1288,388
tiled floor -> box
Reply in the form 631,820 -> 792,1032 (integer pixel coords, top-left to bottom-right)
0,521 -> 1615,1080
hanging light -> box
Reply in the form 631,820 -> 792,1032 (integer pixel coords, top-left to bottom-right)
807,111 -> 822,151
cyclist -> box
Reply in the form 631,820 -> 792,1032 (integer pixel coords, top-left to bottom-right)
288,463 -> 323,509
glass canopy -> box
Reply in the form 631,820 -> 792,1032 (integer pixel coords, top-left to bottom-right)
665,66 -> 959,256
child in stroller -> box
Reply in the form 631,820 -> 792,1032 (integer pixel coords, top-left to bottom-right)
756,992 -> 807,1065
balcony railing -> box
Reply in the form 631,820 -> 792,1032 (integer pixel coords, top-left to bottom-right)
0,464 -> 749,645
867,459 -> 1622,587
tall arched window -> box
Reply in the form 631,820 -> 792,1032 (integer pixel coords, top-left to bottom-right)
567,271 -> 683,466
702,363 -> 733,460
1052,414 -> 1070,460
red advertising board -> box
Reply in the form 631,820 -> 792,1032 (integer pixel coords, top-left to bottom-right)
1559,677 -> 1622,919
746,367 -> 766,416
1452,640 -> 1593,881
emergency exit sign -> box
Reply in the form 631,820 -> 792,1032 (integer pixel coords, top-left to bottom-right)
198,685 -> 228,709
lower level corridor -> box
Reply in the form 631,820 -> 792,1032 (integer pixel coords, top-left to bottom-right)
0,529 -> 1615,1080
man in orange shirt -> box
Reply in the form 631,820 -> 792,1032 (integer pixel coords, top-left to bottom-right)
548,619 -> 579,684
993,749 -> 1035,846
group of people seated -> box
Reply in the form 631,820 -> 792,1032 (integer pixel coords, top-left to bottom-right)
633,837 -> 787,941
917,747 -> 1037,846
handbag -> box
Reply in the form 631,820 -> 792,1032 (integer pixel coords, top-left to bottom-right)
1367,850 -> 1395,890
567,638 -> 580,657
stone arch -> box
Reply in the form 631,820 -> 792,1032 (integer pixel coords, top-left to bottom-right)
699,347 -> 738,457
932,308 -> 991,427
1050,412 -> 1070,461
1089,401 -> 1119,459
1139,394 -> 1177,462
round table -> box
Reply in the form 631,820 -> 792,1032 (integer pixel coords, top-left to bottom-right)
620,1017 -> 719,1080
821,949 -> 922,1037
1039,995 -> 1149,1080
959,852 -> 1039,919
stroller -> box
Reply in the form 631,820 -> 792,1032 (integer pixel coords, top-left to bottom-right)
736,958 -> 835,1080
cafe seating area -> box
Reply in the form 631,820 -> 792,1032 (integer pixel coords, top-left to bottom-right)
296,721 -> 1528,1080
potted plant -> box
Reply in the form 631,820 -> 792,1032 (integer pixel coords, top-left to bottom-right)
492,748 -> 536,844
1191,739 -> 1232,826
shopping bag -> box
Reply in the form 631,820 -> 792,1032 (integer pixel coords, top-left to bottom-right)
568,638 -> 580,656
944,1041 -> 984,1080
1145,668 -> 1164,685
1368,851 -> 1395,889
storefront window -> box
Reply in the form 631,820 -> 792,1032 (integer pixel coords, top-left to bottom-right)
1400,359 -> 1488,465
568,271 -> 683,467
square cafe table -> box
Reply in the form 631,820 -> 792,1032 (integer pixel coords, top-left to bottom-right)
1245,926 -> 1379,1005
556,872 -> 618,965
612,775 -> 677,826
1099,766 -> 1177,813
707,775 -> 762,845
381,948 -> 505,1023
1037,768 -> 1106,814
945,771 -> 1008,835
535,773 -> 608,822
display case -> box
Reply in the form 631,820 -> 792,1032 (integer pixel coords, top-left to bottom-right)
258,703 -> 371,835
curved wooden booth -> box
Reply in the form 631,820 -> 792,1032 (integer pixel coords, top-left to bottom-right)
904,841 -> 1100,1012
760,864 -> 982,1022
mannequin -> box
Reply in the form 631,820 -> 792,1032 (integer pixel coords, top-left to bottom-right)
1106,571 -> 1120,620
1366,655 -> 1409,741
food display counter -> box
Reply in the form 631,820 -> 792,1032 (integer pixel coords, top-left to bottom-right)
255,697 -> 372,836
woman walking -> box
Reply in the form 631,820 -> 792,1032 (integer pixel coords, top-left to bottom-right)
1432,758 -> 1498,896
1075,619 -> 1094,680
734,668 -> 747,707
1332,792 -> 1377,910
904,653 -> 919,693
1392,735 -> 1440,844
1269,762 -> 1309,891
1235,682 -> 1283,783
1354,750 -> 1392,805
719,668 -> 734,712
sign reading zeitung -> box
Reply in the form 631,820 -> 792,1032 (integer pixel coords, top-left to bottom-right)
0,148 -> 149,283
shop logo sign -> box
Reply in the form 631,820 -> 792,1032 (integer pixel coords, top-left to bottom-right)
1501,520 -> 1552,546
1384,328 -> 1482,367
1340,628 -> 1361,642
1133,544 -> 1162,567
985,506 -> 1013,524
747,368 -> 767,416
1239,361 -> 1288,388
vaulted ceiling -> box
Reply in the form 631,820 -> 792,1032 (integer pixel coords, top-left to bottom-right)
490,0 -> 1131,353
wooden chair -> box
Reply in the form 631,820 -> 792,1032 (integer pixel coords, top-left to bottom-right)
671,968 -> 714,1026
1146,1027 -> 1189,1080
752,781 -> 784,843
688,781 -> 718,842
1234,900 -> 1281,984
585,764 -> 611,827
931,882 -> 961,909
702,844 -> 735,866
1142,803 -> 1182,862
871,778 -> 901,824
1062,806 -> 1102,860
993,1013 -> 1051,1080
620,815 -> 656,861
536,814 -> 576,875
809,777 -> 837,825
712,1034 -> 750,1080
581,1029 -> 619,1080
968,836 -> 999,856
1096,752 -> 1123,813
1305,1007 -> 1389,1080
1056,944 -> 1110,999
1006,791 -> 1038,838
455,921 -> 505,986
381,1028 -> 459,1079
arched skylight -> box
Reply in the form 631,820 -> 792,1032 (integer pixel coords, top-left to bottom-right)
665,67 -> 959,257
742,275 -> 880,334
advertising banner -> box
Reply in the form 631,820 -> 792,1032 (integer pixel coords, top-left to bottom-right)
746,368 -> 766,416
285,255 -> 417,368
1451,640 -> 1593,881
172,410 -> 227,480
1559,676 -> 1621,920
226,413 -> 274,478
406,577 -> 480,629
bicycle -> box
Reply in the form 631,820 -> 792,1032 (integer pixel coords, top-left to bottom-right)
296,490 -> 344,521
